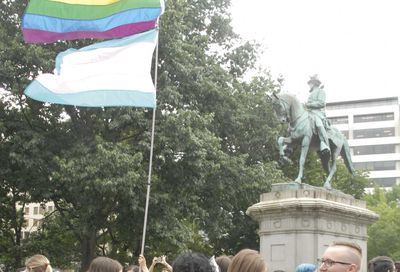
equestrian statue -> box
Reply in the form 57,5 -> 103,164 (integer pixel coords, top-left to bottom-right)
271,75 -> 355,189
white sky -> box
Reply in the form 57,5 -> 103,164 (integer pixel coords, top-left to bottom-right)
230,0 -> 400,102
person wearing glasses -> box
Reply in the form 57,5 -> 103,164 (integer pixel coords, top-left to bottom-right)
318,241 -> 362,272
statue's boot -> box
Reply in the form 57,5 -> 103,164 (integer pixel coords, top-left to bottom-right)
317,124 -> 330,156
320,141 -> 330,157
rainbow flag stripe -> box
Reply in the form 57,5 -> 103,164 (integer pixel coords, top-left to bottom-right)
49,0 -> 120,5
22,0 -> 164,43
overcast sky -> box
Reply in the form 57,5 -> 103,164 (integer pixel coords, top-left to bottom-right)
230,0 -> 400,102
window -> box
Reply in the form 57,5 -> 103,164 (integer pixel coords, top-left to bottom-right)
340,131 -> 349,139
39,207 -> 45,215
24,207 -> 29,215
23,231 -> 30,239
33,220 -> 42,227
353,144 -> 396,155
354,112 -> 394,123
47,206 -> 54,212
353,127 -> 395,139
329,116 -> 348,125
33,207 -> 39,215
354,161 -> 396,171
371,177 -> 397,187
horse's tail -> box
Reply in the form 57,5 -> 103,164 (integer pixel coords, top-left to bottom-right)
340,137 -> 355,175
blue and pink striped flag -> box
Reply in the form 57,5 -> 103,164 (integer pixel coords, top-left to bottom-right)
24,29 -> 158,107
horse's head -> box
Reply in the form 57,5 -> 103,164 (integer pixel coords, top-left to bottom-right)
271,93 -> 290,124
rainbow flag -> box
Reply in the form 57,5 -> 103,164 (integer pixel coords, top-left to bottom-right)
22,0 -> 164,44
24,29 -> 157,107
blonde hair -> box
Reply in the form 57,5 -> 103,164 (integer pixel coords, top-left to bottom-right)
25,254 -> 52,272
331,241 -> 362,255
228,249 -> 267,272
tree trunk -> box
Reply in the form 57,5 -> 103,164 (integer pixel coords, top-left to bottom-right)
80,231 -> 97,271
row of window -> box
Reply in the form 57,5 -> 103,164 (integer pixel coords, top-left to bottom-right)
25,219 -> 42,227
326,98 -> 398,110
353,144 -> 396,155
354,127 -> 395,139
353,161 -> 397,171
371,177 -> 398,187
22,231 -> 41,240
337,127 -> 395,140
24,205 -> 54,215
329,112 -> 394,125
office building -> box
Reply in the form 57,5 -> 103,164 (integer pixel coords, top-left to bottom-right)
17,201 -> 55,239
326,96 -> 400,189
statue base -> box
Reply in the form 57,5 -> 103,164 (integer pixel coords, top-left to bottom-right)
246,182 -> 378,272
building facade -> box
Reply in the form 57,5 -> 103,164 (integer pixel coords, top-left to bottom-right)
326,96 -> 400,189
17,202 -> 55,239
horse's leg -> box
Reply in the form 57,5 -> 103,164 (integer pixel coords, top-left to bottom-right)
295,136 -> 310,183
324,144 -> 342,189
319,150 -> 331,175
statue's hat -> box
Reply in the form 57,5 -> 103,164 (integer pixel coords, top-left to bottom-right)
307,74 -> 321,86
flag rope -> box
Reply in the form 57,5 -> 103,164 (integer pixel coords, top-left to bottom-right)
140,22 -> 160,256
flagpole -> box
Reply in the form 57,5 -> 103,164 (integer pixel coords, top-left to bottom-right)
140,22 -> 160,256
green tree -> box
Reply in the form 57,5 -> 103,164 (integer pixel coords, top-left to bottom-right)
365,186 -> 400,260
1,0 -> 285,270
24,212 -> 80,270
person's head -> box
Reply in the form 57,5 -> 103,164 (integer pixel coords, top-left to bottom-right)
227,249 -> 267,272
215,256 -> 232,272
319,241 -> 362,272
87,257 -> 123,272
25,254 -> 52,272
172,252 -> 213,272
295,263 -> 316,272
308,74 -> 322,89
368,256 -> 395,272
395,262 -> 400,272
123,265 -> 139,272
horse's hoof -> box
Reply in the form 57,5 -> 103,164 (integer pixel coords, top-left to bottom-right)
279,156 -> 292,165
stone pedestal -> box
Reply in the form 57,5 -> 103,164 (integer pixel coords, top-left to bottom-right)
246,183 -> 379,272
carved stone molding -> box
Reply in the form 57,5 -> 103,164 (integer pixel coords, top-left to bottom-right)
247,182 -> 379,272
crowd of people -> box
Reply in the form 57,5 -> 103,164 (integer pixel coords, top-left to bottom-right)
20,241 -> 399,272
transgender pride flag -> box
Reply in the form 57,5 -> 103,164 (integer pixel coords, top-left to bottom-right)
22,0 -> 164,43
24,30 -> 158,107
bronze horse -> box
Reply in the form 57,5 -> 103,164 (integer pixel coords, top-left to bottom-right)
271,93 -> 355,189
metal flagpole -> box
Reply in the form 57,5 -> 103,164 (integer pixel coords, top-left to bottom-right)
140,22 -> 160,256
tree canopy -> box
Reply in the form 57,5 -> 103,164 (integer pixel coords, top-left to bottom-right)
0,0 -> 287,270
0,0 -> 373,271
365,186 -> 400,260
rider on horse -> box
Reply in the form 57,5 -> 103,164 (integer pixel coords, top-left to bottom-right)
305,75 -> 331,156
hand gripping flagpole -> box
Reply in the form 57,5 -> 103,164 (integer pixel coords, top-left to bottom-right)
140,21 -> 160,256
